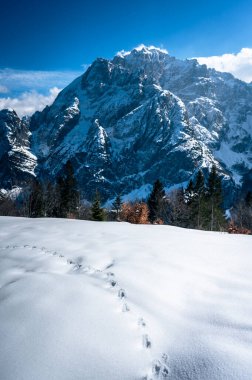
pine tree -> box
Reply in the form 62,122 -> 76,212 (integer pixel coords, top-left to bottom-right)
184,179 -> 194,204
245,191 -> 252,207
44,181 -> 57,217
29,179 -> 44,217
55,161 -> 79,218
55,175 -> 66,217
184,174 -> 205,229
184,179 -> 196,228
112,194 -> 122,219
91,191 -> 105,221
194,170 -> 205,195
193,170 -> 205,229
147,179 -> 165,223
205,165 -> 225,231
62,160 -> 79,217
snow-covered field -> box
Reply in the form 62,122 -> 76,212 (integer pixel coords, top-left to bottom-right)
0,217 -> 251,380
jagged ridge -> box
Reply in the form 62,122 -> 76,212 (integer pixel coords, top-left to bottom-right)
1,45 -> 252,201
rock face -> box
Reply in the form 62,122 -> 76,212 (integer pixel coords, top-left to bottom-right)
0,109 -> 36,188
1,45 -> 252,201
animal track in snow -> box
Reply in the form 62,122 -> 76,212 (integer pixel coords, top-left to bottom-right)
152,353 -> 169,379
104,261 -> 115,270
110,279 -> 117,287
0,244 -> 171,378
122,302 -> 130,312
118,288 -> 126,299
138,317 -> 146,328
74,263 -> 82,270
142,334 -> 151,349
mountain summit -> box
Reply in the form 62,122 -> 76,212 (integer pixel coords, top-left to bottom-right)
1,46 -> 252,201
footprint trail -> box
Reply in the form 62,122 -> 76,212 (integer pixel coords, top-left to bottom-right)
0,244 -> 170,379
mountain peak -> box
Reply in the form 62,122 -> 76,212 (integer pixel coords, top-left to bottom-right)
116,44 -> 169,59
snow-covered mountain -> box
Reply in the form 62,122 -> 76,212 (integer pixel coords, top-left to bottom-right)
0,109 -> 36,188
1,45 -> 252,201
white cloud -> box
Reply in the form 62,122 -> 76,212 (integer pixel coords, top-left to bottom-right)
0,87 -> 61,117
0,68 -> 82,95
196,48 -> 252,83
0,85 -> 9,94
0,67 -> 84,117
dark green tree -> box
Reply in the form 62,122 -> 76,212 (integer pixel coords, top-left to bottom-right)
194,170 -> 205,195
113,194 -> 122,219
55,175 -> 66,217
62,160 -> 79,216
184,179 -> 194,204
91,191 -> 105,221
205,165 -> 225,231
245,191 -> 252,207
55,161 -> 79,218
44,181 -> 57,217
184,179 -> 196,228
147,179 -> 165,223
29,179 -> 44,217
193,170 -> 205,229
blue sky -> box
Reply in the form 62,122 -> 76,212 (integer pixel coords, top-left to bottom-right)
1,0 -> 252,116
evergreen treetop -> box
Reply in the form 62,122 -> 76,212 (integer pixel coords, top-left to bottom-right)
29,178 -> 44,218
194,170 -> 205,196
185,179 -> 194,203
147,179 -> 165,223
205,165 -> 225,230
55,160 -> 79,218
91,191 -> 105,221
207,164 -> 222,204
112,194 -> 122,219
245,191 -> 252,207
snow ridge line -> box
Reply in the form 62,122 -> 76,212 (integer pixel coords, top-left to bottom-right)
0,244 -> 169,379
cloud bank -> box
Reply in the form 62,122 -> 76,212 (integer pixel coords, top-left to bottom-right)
0,68 -> 82,117
0,68 -> 82,95
196,48 -> 252,83
0,87 -> 61,117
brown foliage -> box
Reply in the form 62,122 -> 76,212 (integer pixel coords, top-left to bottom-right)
228,221 -> 251,235
121,202 -> 149,224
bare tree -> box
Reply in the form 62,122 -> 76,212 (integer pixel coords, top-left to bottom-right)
121,202 -> 149,224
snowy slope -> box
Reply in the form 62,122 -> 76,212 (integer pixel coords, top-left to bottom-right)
0,217 -> 251,380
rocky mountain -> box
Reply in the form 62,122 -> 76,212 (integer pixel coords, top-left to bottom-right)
1,45 -> 252,202
0,109 -> 36,188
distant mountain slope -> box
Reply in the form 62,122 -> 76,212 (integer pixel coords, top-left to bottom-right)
0,109 -> 36,188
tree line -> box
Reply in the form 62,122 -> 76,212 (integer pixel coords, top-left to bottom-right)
0,160 -> 251,233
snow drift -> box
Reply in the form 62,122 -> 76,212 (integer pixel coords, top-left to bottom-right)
0,217 -> 251,379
